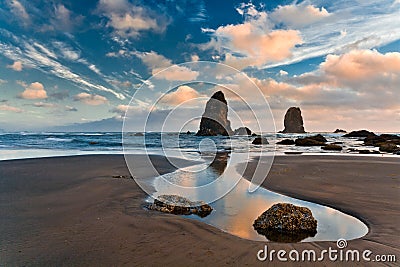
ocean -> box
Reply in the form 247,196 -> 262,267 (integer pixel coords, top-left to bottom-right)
0,131 -> 399,161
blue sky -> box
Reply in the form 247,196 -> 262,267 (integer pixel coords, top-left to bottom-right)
0,0 -> 399,132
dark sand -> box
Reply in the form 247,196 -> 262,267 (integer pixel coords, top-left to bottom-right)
0,154 -> 399,266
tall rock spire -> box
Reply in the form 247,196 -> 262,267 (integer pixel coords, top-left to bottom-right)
196,91 -> 233,136
281,107 -> 306,133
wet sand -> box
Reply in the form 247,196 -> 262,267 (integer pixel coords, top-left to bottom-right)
0,154 -> 399,266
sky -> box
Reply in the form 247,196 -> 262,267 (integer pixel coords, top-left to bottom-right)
0,0 -> 399,132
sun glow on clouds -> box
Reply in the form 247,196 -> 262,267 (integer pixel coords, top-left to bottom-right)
19,82 -> 48,99
203,3 -> 302,70
159,86 -> 203,106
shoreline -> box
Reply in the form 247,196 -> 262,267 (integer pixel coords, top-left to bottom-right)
0,154 -> 399,266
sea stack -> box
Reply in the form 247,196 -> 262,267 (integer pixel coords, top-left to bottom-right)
196,91 -> 233,136
281,107 -> 306,133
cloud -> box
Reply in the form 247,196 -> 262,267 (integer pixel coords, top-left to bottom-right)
0,104 -> 23,113
201,3 -> 302,70
153,65 -> 199,81
0,34 -> 125,99
110,104 -> 129,118
51,4 -> 83,32
52,41 -> 81,61
19,82 -> 48,99
270,4 -> 330,28
96,0 -> 169,38
33,102 -> 56,108
49,90 -> 69,100
74,93 -> 108,105
109,80 -> 132,88
320,49 -> 400,81
135,51 -> 199,81
279,70 -> 288,76
245,49 -> 400,130
7,61 -> 23,71
89,64 -> 101,75
134,51 -> 172,69
0,79 -> 7,85
159,86 -> 203,106
65,105 -> 78,112
6,0 -> 30,25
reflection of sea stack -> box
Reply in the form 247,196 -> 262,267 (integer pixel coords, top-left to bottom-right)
196,91 -> 233,136
280,107 -> 306,133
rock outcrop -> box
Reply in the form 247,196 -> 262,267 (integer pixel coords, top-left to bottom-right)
234,127 -> 252,136
343,130 -> 376,138
253,203 -> 317,242
277,139 -> 295,145
147,195 -> 213,218
280,107 -> 306,133
364,134 -> 400,146
252,137 -> 269,145
334,129 -> 347,133
295,134 -> 327,146
322,144 -> 342,151
196,91 -> 233,136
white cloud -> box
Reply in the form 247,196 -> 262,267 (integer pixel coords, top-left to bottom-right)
52,41 -> 81,61
0,36 -> 126,99
7,61 -> 23,71
153,65 -> 199,81
7,0 -> 30,24
53,4 -> 81,32
33,102 -> 56,108
110,104 -> 129,117
65,105 -> 78,112
89,64 -> 101,75
279,70 -> 288,76
270,4 -> 330,28
33,42 -> 57,59
19,82 -> 48,99
97,0 -> 169,38
0,79 -> 7,85
135,51 -> 199,81
74,93 -> 108,105
0,104 -> 23,113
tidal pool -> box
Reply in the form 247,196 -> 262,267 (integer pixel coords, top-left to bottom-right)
146,152 -> 368,242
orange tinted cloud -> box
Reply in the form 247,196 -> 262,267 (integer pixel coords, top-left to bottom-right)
159,85 -> 203,106
321,49 -> 400,81
19,82 -> 47,99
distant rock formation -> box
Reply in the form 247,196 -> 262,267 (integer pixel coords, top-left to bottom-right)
334,129 -> 347,133
295,134 -> 327,146
280,107 -> 306,133
196,91 -> 233,136
234,127 -> 252,136
322,144 -> 342,151
253,203 -> 317,242
343,130 -> 376,138
252,137 -> 269,145
277,139 -> 295,145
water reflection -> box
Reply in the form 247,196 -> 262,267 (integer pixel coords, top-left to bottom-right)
150,152 -> 368,242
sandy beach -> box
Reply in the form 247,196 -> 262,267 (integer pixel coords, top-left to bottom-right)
0,154 -> 399,266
